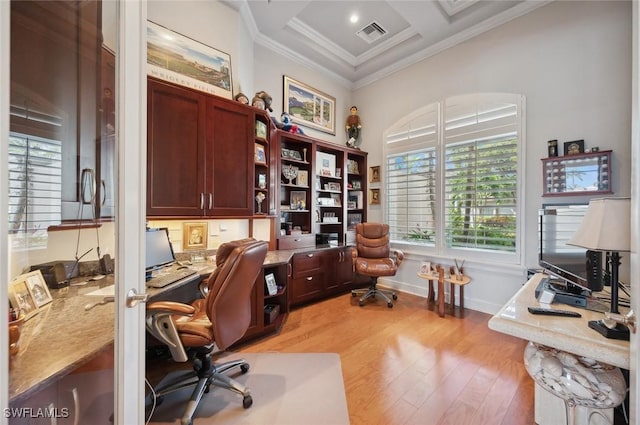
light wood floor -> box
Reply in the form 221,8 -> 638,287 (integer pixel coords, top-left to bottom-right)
233,291 -> 535,425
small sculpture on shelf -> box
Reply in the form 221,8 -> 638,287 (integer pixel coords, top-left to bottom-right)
345,105 -> 362,148
234,92 -> 249,104
252,90 -> 273,112
282,164 -> 299,185
255,192 -> 266,214
280,112 -> 304,134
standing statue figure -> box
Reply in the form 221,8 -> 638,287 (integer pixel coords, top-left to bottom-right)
345,105 -> 362,148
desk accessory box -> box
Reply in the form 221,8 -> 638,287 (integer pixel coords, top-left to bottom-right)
264,304 -> 280,324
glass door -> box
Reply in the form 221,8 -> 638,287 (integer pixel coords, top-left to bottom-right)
3,1 -> 146,423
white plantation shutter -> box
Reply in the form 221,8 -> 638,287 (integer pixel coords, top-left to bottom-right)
385,93 -> 523,260
387,148 -> 437,243
8,133 -> 63,248
385,104 -> 439,244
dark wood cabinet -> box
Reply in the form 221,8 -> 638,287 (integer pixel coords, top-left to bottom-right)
324,246 -> 354,293
147,78 -> 207,216
147,78 -> 268,217
239,260 -> 289,344
10,0 -> 106,221
206,97 -> 254,216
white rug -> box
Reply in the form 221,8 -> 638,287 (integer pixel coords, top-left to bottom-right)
147,352 -> 350,425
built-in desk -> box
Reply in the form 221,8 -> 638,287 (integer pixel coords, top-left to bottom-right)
489,273 -> 629,424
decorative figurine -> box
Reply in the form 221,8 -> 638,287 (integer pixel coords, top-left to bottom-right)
346,105 -> 362,148
235,92 -> 249,104
280,112 -> 304,134
253,90 -> 273,112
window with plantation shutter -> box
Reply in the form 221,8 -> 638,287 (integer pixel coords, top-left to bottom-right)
387,148 -> 437,244
385,93 -> 524,262
8,132 -> 63,249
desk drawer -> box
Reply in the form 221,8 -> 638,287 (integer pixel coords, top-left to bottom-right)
290,272 -> 324,304
278,234 -> 315,250
292,252 -> 321,275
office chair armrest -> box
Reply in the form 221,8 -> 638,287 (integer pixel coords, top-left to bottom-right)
393,249 -> 404,267
145,301 -> 193,363
146,300 -> 196,316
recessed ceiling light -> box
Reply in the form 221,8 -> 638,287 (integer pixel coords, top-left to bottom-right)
350,14 -> 359,24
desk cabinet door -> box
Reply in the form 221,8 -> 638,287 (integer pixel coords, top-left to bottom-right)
205,97 -> 253,216
147,78 -> 207,216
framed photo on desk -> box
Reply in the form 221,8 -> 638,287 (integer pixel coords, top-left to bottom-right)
183,222 -> 208,250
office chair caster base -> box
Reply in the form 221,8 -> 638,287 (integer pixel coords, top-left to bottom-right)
243,394 -> 253,408
387,302 -> 393,308
241,363 -> 250,373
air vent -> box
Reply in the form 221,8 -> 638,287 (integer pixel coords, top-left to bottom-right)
356,21 -> 387,44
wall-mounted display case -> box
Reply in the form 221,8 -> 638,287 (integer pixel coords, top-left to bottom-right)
541,150 -> 612,197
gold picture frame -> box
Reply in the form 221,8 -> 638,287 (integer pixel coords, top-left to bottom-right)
370,188 -> 381,205
283,75 -> 336,135
23,270 -> 53,308
146,21 -> 233,99
8,275 -> 40,320
369,166 -> 381,183
183,222 -> 208,250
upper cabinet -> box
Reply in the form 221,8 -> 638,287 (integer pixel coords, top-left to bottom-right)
541,150 -> 612,197
147,78 -> 270,217
10,1 -> 110,222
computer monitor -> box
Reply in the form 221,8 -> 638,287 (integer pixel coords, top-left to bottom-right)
145,228 -> 175,277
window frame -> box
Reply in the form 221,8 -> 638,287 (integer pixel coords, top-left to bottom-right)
383,93 -> 526,265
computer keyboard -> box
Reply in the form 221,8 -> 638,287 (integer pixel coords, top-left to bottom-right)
146,268 -> 198,288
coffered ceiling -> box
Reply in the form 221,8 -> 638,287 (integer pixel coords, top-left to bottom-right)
223,0 -> 553,88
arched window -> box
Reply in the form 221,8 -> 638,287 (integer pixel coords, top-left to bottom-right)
384,93 -> 524,263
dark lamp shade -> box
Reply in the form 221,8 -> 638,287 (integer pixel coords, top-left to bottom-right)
567,197 -> 631,252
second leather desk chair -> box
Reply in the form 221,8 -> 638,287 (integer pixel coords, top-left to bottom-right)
351,223 -> 404,308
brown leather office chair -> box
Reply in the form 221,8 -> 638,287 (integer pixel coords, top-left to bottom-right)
351,223 -> 404,308
145,238 -> 268,425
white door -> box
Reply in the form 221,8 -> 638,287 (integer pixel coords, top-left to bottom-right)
630,3 -> 639,424
1,1 -> 148,424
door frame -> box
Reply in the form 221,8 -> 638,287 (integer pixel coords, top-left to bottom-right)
0,1 -> 149,423
114,1 -> 148,423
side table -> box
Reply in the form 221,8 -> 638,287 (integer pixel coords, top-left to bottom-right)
417,267 -> 471,317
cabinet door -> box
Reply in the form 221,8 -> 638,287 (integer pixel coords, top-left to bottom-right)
325,247 -> 354,293
206,98 -> 253,216
147,79 -> 206,216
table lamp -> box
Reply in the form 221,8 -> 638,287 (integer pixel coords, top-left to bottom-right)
567,197 -> 631,340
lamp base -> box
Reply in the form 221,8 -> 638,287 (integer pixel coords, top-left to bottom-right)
588,320 -> 630,341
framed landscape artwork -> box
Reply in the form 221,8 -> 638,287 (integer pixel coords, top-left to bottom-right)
283,75 -> 335,135
147,21 -> 233,99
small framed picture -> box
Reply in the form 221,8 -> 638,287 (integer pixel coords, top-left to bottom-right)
265,273 -> 278,296
370,166 -> 381,183
563,140 -> 584,156
290,190 -> 307,210
9,275 -> 39,320
419,261 -> 431,275
183,222 -> 208,250
297,170 -> 308,187
23,270 -> 53,308
255,121 -> 267,139
255,143 -> 267,165
370,188 -> 380,205
327,182 -> 341,191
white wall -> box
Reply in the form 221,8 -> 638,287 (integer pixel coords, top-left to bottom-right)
349,1 -> 632,313
253,47 -> 353,145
